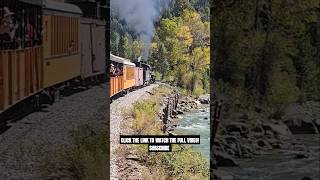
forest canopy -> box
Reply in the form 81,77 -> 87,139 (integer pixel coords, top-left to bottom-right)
212,0 -> 320,118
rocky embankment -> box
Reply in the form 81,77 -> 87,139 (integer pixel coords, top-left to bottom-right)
283,101 -> 320,134
159,91 -> 210,133
213,101 -> 320,179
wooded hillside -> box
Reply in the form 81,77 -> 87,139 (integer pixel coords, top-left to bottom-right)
212,0 -> 319,118
110,0 -> 210,96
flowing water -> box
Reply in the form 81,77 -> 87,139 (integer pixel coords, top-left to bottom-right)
175,107 -> 210,160
175,108 -> 320,180
219,135 -> 320,180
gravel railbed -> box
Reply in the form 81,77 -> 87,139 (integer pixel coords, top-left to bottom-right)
110,84 -> 159,180
0,84 -> 107,180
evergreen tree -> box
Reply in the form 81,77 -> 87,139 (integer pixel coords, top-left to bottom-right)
110,31 -> 120,55
119,32 -> 132,59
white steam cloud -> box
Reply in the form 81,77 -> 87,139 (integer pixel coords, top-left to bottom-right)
111,0 -> 171,61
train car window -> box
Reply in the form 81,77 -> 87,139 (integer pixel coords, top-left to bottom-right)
115,66 -> 123,76
0,0 -> 42,50
110,63 -> 116,76
49,15 -> 79,57
110,62 -> 124,77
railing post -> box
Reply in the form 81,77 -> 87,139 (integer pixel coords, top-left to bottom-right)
212,100 -> 222,145
211,98 -> 223,178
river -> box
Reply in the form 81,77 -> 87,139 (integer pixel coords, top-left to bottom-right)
175,108 -> 320,180
175,107 -> 210,160
219,134 -> 320,180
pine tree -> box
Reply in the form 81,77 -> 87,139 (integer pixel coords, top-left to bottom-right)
110,31 -> 120,55
119,32 -> 132,59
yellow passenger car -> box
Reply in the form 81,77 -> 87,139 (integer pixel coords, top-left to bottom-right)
42,1 -> 82,88
110,54 -> 136,97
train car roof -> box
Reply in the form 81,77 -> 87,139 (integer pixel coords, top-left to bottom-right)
110,54 -> 135,67
43,0 -> 83,15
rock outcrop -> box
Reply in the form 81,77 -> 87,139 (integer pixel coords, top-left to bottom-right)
283,102 -> 320,134
198,94 -> 210,104
212,112 -> 312,164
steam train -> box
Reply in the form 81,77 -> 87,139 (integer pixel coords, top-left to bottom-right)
110,54 -> 154,98
0,0 -> 106,118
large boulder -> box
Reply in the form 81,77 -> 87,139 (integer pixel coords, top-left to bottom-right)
177,110 -> 184,114
240,143 -> 254,156
215,170 -> 235,180
290,144 -> 308,152
225,122 -> 249,137
251,126 -> 264,138
213,136 -> 227,152
198,94 -> 210,104
224,135 -> 240,144
301,177 -> 313,180
306,101 -> 320,132
294,153 -> 309,159
262,121 -> 292,137
214,151 -> 239,167
193,100 -> 202,106
222,135 -> 241,155
256,139 -> 273,150
314,119 -> 320,128
283,103 -> 319,134
171,109 -> 178,116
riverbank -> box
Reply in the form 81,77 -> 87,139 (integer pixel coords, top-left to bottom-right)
212,101 -> 320,180
161,91 -> 210,134
159,86 -> 211,160
112,83 -> 209,179
217,135 -> 320,180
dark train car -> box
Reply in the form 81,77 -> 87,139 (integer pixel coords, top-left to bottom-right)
141,62 -> 152,85
132,61 -> 144,87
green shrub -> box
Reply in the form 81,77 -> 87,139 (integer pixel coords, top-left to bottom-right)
194,85 -> 204,98
42,125 -> 108,180
154,71 -> 162,81
268,70 -> 298,119
136,144 -> 209,180
132,100 -> 161,134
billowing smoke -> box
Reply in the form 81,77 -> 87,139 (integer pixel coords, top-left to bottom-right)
111,0 -> 171,61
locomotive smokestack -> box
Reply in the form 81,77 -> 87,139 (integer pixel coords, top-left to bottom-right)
111,0 -> 171,61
